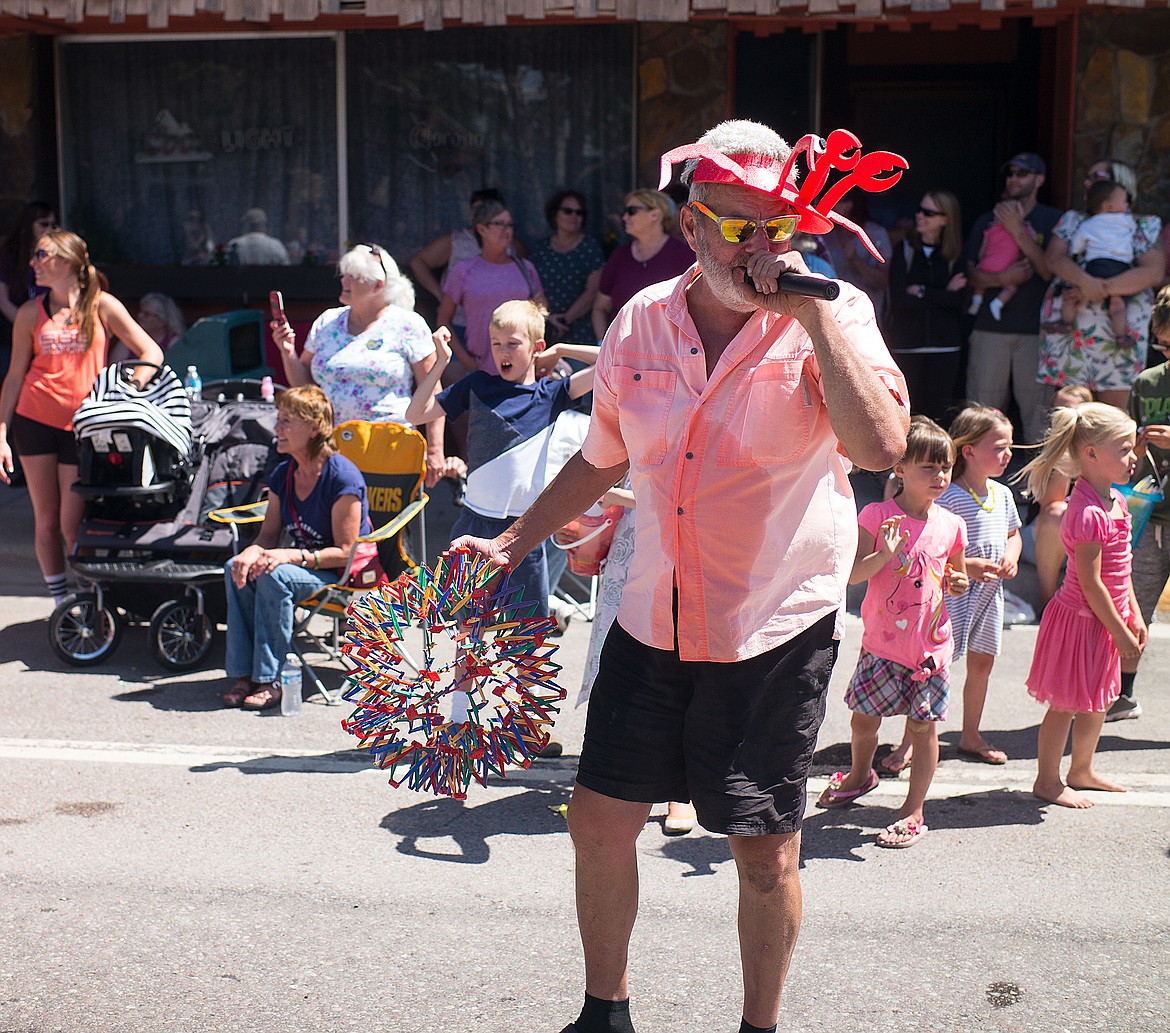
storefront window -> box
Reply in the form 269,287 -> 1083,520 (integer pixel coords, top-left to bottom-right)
346,25 -> 634,263
58,35 -> 339,267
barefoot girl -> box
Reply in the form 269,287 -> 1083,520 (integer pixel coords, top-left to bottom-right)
818,417 -> 969,848
882,404 -> 1022,773
1019,402 -> 1145,808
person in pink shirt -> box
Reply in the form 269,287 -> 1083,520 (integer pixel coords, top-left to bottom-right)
1018,402 -> 1145,808
816,417 -> 969,849
454,120 -> 909,1033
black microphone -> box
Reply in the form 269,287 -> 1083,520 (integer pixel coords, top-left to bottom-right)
742,268 -> 840,301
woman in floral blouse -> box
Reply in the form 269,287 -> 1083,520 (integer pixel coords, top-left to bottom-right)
272,243 -> 448,485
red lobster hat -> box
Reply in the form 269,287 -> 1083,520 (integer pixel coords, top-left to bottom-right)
659,128 -> 908,262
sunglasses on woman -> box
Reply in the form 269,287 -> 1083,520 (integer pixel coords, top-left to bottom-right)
690,201 -> 798,244
917,206 -> 944,218
559,206 -> 585,217
32,248 -> 57,261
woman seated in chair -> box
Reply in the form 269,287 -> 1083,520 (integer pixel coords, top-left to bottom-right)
222,385 -> 372,711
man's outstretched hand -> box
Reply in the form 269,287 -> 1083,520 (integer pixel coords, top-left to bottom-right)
446,536 -> 514,573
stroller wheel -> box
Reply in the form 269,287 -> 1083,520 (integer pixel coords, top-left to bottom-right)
149,599 -> 214,671
49,592 -> 123,666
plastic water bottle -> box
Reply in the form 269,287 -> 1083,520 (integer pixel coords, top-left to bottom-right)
260,375 -> 275,403
183,365 -> 202,399
279,653 -> 302,716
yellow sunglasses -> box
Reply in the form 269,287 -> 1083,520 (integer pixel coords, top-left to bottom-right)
690,201 -> 799,244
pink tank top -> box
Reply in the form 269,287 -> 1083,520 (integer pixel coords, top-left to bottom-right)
15,295 -> 107,431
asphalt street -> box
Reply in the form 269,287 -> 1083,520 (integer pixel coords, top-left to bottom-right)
1,480 -> 1168,1033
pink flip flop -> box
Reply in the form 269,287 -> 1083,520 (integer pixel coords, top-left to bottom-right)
816,768 -> 879,809
876,818 -> 928,849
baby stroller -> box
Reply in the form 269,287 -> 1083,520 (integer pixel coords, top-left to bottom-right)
48,364 -> 278,670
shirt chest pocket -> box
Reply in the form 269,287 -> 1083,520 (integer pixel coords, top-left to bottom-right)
612,367 -> 677,466
717,359 -> 816,467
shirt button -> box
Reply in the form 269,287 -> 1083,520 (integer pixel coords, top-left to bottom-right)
685,452 -> 694,460
690,347 -> 699,354
633,373 -> 641,381
677,506 -> 684,515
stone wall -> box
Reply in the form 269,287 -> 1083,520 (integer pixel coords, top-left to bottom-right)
636,23 -> 728,190
1077,11 -> 1170,224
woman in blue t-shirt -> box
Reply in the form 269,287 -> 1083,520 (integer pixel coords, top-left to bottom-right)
222,385 -> 372,710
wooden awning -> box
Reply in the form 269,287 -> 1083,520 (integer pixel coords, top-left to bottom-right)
0,0 -> 1126,31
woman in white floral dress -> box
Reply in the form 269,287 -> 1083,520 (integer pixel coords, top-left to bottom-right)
272,243 -> 448,485
1038,160 -> 1164,409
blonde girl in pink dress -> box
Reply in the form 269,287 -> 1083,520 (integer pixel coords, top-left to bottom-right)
1018,403 -> 1146,809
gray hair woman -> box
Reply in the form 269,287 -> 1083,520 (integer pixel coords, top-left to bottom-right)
271,243 -> 447,485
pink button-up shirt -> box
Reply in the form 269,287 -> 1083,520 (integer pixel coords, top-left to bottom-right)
582,267 -> 908,662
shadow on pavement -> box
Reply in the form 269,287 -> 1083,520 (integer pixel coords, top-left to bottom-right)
189,748 -> 372,775
380,783 -> 573,863
658,833 -> 733,877
799,788 -> 1045,864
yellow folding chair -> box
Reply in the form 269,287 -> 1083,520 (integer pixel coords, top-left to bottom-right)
211,420 -> 429,704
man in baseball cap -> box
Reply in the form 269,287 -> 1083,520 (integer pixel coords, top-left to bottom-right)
1001,152 -> 1047,176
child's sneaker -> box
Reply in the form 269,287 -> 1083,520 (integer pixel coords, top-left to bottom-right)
988,296 -> 1004,321
1104,695 -> 1142,722
967,293 -> 983,316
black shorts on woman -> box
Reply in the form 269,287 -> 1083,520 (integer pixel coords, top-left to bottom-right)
578,612 -> 838,836
10,411 -> 78,463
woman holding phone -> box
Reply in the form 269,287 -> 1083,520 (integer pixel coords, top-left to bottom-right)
271,243 -> 448,485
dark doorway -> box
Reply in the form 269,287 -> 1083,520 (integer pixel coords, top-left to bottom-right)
734,20 -> 1064,242
820,21 -> 1052,240
734,32 -> 817,145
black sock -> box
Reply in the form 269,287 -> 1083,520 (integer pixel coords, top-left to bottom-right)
739,1021 -> 777,1033
1119,671 -> 1136,700
575,993 -> 636,1033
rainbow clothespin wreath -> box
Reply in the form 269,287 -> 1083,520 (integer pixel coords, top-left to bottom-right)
660,128 -> 909,262
340,549 -> 565,800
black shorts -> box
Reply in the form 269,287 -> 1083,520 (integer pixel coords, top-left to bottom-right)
10,412 -> 77,464
1083,257 -> 1131,281
577,613 -> 838,836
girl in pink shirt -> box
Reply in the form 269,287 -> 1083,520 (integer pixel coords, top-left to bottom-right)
1018,402 -> 1145,809
817,417 -> 969,848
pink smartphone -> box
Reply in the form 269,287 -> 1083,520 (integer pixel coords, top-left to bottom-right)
269,290 -> 286,324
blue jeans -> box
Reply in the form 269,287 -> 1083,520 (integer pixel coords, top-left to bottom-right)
224,559 -> 334,683
450,509 -> 549,618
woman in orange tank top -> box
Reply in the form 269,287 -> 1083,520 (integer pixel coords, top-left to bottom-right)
0,230 -> 164,603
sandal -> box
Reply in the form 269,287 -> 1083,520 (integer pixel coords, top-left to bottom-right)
816,769 -> 879,809
222,678 -> 254,708
1115,329 -> 1139,350
1042,319 -> 1074,335
241,682 -> 282,710
876,818 -> 928,849
878,752 -> 910,775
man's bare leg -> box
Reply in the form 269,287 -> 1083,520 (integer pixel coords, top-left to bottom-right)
729,830 -> 803,1030
566,784 -> 653,1002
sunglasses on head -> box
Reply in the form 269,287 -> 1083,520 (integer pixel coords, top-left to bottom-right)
917,206 -> 944,218
689,201 -> 798,244
559,205 -> 585,216
361,243 -> 388,280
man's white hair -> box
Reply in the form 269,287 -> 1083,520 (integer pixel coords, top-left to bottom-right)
681,120 -> 793,195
